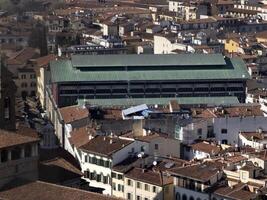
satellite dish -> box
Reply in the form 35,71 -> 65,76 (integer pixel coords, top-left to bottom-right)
153,161 -> 157,166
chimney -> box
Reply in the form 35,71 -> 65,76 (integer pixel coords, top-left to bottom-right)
133,119 -> 144,137
143,129 -> 147,136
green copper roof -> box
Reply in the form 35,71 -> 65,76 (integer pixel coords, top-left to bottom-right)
77,96 -> 239,107
71,54 -> 226,67
50,54 -> 250,83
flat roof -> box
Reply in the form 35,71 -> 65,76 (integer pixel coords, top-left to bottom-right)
50,54 -> 250,83
77,96 -> 240,107
71,54 -> 226,67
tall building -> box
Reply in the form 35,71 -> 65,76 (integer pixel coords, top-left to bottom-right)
49,54 -> 250,107
0,58 -> 17,131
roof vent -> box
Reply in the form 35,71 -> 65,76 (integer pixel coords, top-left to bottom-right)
258,128 -> 263,134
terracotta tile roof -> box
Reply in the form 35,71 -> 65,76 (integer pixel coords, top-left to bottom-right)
80,136 -> 134,157
125,167 -> 173,186
217,0 -> 234,5
190,142 -> 221,155
192,105 -> 263,118
0,129 -> 39,149
214,183 -> 257,200
135,132 -> 168,143
168,162 -> 224,182
16,125 -> 40,139
39,148 -> 80,168
240,131 -> 267,141
33,54 -> 56,68
0,181 -> 121,200
223,155 -> 247,164
59,105 -> 89,124
39,157 -> 83,184
6,47 -> 39,66
69,126 -> 96,148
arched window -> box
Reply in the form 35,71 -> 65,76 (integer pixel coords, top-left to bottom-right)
182,194 -> 187,200
176,193 -> 181,200
189,197 -> 194,200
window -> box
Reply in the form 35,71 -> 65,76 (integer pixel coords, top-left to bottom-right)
4,97 -> 10,120
137,196 -> 141,200
182,194 -> 187,200
127,179 -> 132,186
141,146 -> 145,152
197,128 -> 202,136
118,184 -> 121,191
113,182 -> 116,191
89,172 -> 95,180
30,82 -> 36,87
127,193 -> 132,200
155,144 -> 159,150
144,184 -> 150,191
153,186 -> 157,193
118,174 -> 123,180
99,159 -> 104,166
11,147 -> 21,160
84,155 -> 88,162
21,82 -> 28,88
30,74 -> 36,79
84,170 -> 90,178
24,145 -> 31,157
222,139 -> 228,144
103,176 -> 108,184
105,160 -> 110,168
1,149 -> 8,162
189,197 -> 194,200
221,129 -> 227,134
176,193 -> 181,200
137,182 -> 141,189
96,174 -> 101,182
21,74 -> 26,79
92,157 -> 97,164
112,172 -> 117,178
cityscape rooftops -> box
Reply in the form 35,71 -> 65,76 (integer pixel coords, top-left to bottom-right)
190,141 -> 221,155
168,162 -> 224,182
213,183 -> 257,200
0,129 -> 39,150
79,135 -> 134,157
0,181 -> 121,200
240,131 -> 267,142
69,126 -> 96,148
125,166 -> 173,186
59,105 -> 89,124
192,104 -> 263,118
